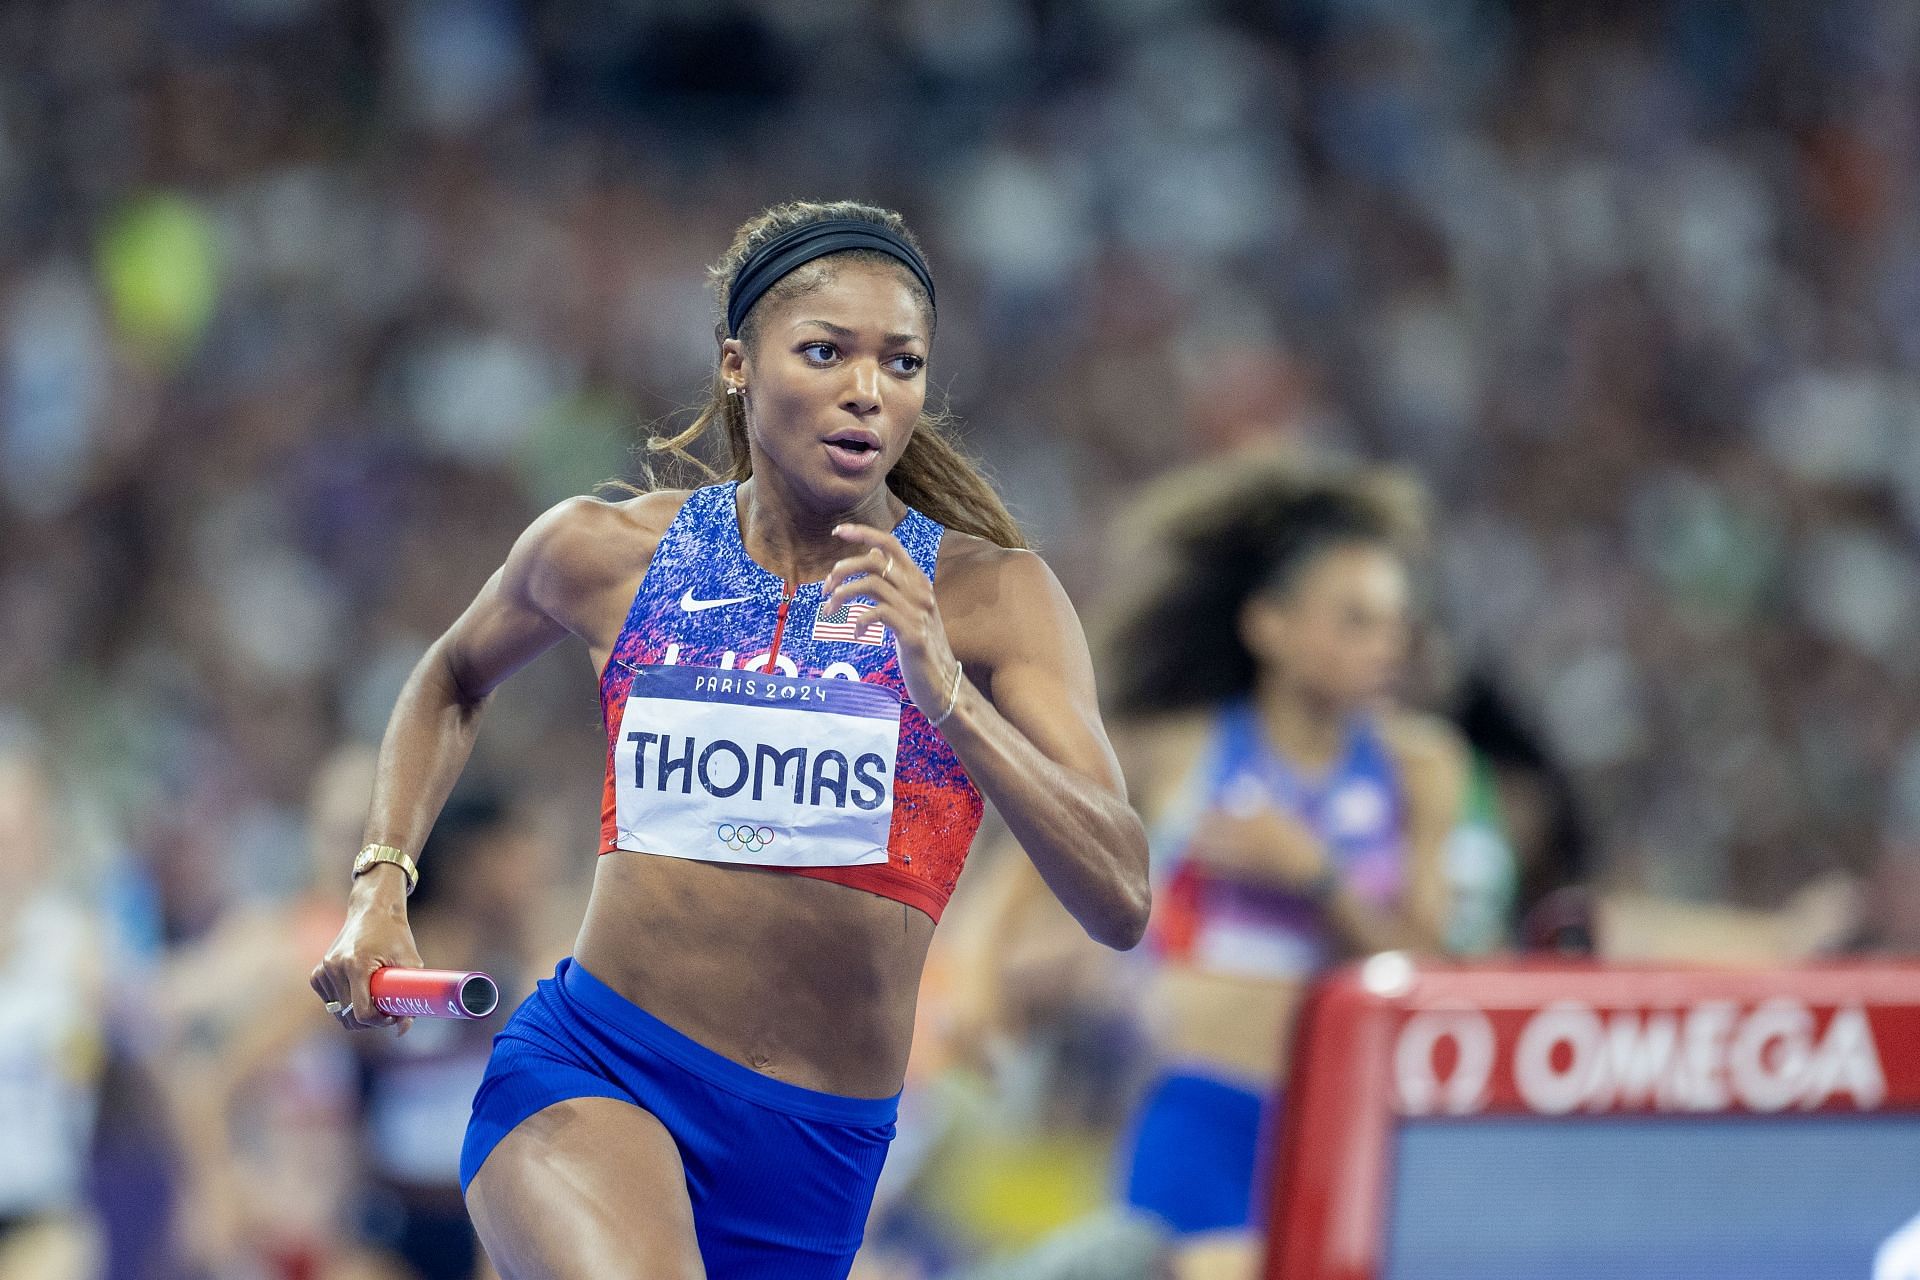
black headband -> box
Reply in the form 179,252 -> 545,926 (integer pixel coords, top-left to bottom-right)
725,218 -> 936,339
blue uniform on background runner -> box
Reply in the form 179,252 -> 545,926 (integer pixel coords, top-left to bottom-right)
1123,700 -> 1408,1235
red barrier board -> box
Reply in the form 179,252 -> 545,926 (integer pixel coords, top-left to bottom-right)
1264,958 -> 1920,1280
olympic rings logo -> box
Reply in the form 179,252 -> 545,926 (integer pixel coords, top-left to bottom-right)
717,824 -> 776,853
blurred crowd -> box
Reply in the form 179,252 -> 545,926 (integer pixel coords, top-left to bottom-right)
5,0 -> 1920,1275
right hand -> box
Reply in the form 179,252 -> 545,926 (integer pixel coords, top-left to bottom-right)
309,864 -> 424,1033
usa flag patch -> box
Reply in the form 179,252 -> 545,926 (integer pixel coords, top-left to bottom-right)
813,599 -> 886,646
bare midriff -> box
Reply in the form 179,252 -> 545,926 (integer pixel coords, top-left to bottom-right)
573,851 -> 934,1100
1144,965 -> 1309,1086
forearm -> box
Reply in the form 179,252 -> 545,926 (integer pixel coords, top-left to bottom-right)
937,681 -> 1150,950
355,640 -> 489,899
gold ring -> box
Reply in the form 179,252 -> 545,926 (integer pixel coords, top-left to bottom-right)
880,556 -> 893,581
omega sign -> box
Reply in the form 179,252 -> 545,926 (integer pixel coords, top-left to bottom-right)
1396,999 -> 1888,1116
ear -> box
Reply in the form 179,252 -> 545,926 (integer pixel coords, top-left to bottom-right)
1239,593 -> 1289,665
719,337 -> 747,389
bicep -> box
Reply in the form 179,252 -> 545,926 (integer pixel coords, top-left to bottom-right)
436,502 -> 593,701
437,570 -> 570,701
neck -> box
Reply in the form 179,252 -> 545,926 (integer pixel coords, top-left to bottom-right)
1251,672 -> 1350,772
737,471 -> 902,583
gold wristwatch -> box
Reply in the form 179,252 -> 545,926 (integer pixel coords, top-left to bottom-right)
351,843 -> 418,895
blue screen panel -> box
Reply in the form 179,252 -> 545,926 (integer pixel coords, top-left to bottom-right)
1383,1116 -> 1920,1280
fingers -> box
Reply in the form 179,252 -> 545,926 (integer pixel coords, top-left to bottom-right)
818,548 -> 880,600
822,568 -> 903,622
312,955 -> 400,1032
829,522 -> 898,553
312,962 -> 353,1028
824,526 -> 912,585
318,970 -> 362,1030
822,522 -> 958,714
824,528 -> 925,618
348,964 -> 399,1030
829,526 -> 911,573
312,961 -> 358,1024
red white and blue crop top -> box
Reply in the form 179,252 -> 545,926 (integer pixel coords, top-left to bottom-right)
597,482 -> 984,923
1149,701 -> 1409,979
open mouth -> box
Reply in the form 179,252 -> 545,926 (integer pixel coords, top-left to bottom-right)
824,432 -> 882,462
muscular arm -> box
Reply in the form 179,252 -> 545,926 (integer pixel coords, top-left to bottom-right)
351,497 -> 611,899
938,549 -> 1151,950
319,494 -> 674,1023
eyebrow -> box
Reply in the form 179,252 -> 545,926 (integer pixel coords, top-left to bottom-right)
797,319 -> 926,347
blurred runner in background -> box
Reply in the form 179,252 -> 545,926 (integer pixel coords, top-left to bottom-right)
1101,449 -> 1464,1279
157,745 -> 407,1279
975,448 -> 1465,1280
159,753 -> 570,1280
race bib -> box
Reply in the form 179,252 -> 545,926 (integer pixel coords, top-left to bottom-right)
612,664 -> 899,869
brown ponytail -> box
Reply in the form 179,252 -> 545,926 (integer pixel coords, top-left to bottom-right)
640,200 -> 1026,551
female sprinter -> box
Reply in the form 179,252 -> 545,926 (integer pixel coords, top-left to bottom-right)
309,200 -> 1150,1279
1110,451 -> 1463,1273
973,450 -> 1465,1278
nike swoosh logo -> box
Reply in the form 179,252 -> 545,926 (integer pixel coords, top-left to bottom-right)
679,588 -> 752,613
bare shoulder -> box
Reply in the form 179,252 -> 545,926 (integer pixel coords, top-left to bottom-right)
932,533 -> 1077,667
501,491 -> 693,643
515,490 -> 691,599
933,531 -> 1059,604
933,529 -> 1052,591
1378,710 -> 1470,797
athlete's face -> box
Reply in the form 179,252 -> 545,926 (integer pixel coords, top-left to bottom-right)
722,259 -> 930,507
1243,542 -> 1411,710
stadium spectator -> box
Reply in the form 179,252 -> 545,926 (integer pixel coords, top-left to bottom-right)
4,1 -> 1920,1272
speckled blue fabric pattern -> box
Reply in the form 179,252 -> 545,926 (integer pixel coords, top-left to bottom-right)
596,482 -> 984,921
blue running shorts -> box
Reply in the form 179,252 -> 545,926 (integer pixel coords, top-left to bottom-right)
1119,1069 -> 1276,1236
461,958 -> 899,1277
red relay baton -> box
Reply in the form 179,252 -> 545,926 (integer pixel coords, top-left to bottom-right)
368,967 -> 500,1020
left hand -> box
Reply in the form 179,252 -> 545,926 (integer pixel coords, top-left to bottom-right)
824,523 -> 961,722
